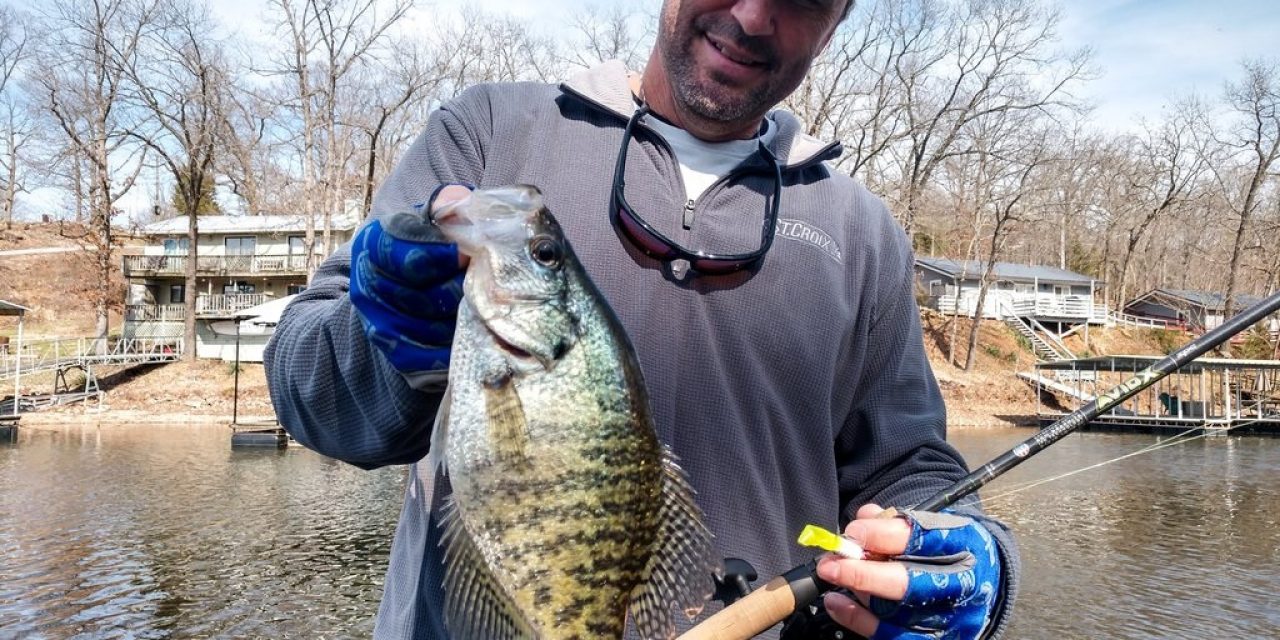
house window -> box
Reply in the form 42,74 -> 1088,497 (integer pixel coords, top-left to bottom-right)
287,284 -> 307,295
224,281 -> 256,295
163,238 -> 189,255
170,284 -> 185,304
1014,283 -> 1035,294
225,236 -> 257,255
1054,285 -> 1071,296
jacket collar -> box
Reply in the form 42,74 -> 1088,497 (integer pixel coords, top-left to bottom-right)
560,60 -> 843,170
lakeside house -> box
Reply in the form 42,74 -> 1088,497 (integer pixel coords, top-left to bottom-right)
915,257 -> 1107,324
122,214 -> 357,361
1123,288 -> 1279,333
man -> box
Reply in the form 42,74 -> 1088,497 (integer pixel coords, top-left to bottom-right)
265,0 -> 1018,638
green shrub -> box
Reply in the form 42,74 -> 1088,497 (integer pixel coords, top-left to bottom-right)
1013,334 -> 1034,354
1152,329 -> 1182,355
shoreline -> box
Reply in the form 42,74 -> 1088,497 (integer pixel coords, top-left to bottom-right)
17,410 -> 278,427
14,407 -> 1035,430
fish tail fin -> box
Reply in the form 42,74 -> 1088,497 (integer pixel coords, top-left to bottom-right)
439,498 -> 537,640
628,447 -> 719,640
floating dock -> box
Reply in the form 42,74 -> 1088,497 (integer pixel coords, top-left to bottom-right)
229,420 -> 289,448
1029,355 -> 1280,435
1,415 -> 17,442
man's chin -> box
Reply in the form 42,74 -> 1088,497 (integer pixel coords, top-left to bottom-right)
685,93 -> 764,125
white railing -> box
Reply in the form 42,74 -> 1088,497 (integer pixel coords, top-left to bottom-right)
0,336 -> 183,380
1005,296 -> 1108,320
124,254 -> 311,276
1108,311 -> 1178,329
195,293 -> 269,316
125,304 -> 187,322
933,293 -> 1108,321
124,295 -> 271,321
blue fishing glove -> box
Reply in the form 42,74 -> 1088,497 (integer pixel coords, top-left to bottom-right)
789,509 -> 1003,640
866,509 -> 1002,639
349,184 -> 469,390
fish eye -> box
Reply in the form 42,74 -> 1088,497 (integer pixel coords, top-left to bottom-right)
528,235 -> 562,267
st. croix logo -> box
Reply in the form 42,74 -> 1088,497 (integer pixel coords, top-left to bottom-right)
776,218 -> 843,265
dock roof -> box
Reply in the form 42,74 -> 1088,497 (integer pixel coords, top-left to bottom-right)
0,300 -> 29,317
1038,355 -> 1280,373
915,257 -> 1100,286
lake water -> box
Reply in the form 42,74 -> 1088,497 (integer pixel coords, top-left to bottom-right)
2,424 -> 1278,639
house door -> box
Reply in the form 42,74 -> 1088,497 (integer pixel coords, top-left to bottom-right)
225,236 -> 257,272
288,235 -> 305,270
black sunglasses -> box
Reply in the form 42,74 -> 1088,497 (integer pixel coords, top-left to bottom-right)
610,104 -> 783,275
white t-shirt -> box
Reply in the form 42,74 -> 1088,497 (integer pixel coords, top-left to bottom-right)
643,112 -> 777,204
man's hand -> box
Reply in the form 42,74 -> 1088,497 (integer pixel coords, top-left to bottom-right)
349,184 -> 472,389
815,504 -> 1001,640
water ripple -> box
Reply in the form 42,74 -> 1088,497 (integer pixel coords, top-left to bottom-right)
1,425 -> 404,638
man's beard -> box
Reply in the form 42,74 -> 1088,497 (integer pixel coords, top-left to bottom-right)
661,14 -> 780,123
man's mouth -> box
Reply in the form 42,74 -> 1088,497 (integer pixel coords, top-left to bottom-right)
705,34 -> 768,68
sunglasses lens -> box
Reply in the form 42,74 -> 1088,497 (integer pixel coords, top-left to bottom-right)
616,204 -> 679,258
690,256 -> 753,274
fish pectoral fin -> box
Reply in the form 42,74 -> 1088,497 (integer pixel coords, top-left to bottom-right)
440,498 -> 537,640
483,376 -> 529,463
628,447 -> 720,639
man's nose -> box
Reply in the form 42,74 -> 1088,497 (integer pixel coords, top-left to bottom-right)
730,0 -> 775,37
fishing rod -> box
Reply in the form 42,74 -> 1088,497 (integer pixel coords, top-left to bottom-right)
678,290 -> 1280,640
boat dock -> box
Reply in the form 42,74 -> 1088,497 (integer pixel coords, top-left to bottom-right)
1028,355 -> 1280,434
229,419 -> 290,448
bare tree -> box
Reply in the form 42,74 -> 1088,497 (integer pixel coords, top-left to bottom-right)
265,0 -> 411,280
961,122 -> 1055,370
1214,60 -> 1280,318
119,0 -> 230,361
218,76 -> 283,216
0,5 -> 31,226
1112,99 -> 1211,306
345,35 -> 445,217
563,4 -> 655,72
893,0 -> 1089,240
30,0 -> 158,346
790,0 -> 922,182
436,8 -> 566,90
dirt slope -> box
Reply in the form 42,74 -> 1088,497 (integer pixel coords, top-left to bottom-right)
0,222 -> 138,337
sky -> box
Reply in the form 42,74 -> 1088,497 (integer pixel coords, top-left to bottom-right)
1055,0 -> 1280,131
8,0 -> 1280,218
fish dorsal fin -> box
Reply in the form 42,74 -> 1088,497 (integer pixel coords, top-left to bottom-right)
439,498 -> 537,640
483,375 -> 529,464
628,448 -> 719,640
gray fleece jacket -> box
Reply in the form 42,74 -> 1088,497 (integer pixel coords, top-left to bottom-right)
264,60 -> 1018,639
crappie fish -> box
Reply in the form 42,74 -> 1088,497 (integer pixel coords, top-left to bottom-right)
431,185 -> 718,640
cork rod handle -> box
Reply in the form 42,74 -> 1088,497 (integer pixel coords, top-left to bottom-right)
677,575 -> 797,640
